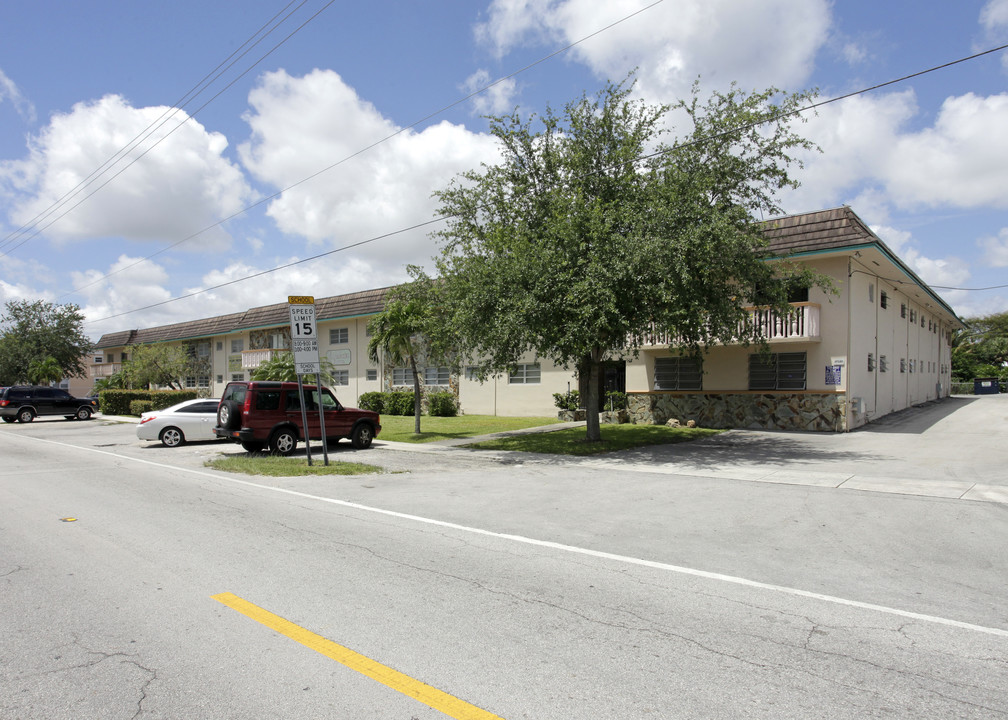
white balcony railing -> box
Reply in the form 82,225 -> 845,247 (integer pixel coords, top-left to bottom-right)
640,302 -> 820,347
89,362 -> 121,378
241,348 -> 287,369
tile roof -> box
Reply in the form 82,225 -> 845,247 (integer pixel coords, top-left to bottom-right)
762,206 -> 877,255
95,286 -> 392,349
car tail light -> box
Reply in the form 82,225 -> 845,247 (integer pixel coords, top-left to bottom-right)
139,416 -> 156,424
0,400 -> 7,407
242,393 -> 252,415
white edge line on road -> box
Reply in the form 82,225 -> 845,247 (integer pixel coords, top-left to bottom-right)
10,432 -> 1008,639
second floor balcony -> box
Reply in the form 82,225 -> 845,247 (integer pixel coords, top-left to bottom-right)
639,302 -> 821,348
241,348 -> 288,369
89,362 -> 121,378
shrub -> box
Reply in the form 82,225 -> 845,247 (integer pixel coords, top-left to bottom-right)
130,400 -> 154,415
358,391 -> 385,413
385,390 -> 415,416
553,390 -> 580,411
427,391 -> 458,417
603,391 -> 627,410
98,389 -> 199,415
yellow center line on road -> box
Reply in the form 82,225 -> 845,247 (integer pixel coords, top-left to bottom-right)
212,592 -> 505,720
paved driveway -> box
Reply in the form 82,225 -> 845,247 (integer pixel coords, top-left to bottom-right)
578,394 -> 1008,503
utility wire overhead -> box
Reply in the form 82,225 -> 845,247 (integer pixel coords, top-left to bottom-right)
82,40 -> 1008,329
68,0 -> 668,301
0,0 -> 335,259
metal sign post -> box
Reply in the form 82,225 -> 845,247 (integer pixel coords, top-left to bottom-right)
288,296 -> 329,466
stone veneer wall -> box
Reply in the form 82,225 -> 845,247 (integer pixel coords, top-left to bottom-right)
628,392 -> 848,432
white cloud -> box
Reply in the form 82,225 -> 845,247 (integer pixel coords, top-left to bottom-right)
0,95 -> 252,248
886,93 -> 1008,209
785,91 -> 1008,216
463,69 -> 518,115
980,0 -> 1008,30
873,224 -> 971,307
978,227 -> 1008,266
0,68 -> 35,124
476,0 -> 831,102
238,69 -> 501,275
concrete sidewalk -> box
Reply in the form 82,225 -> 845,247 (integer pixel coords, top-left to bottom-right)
381,395 -> 1008,505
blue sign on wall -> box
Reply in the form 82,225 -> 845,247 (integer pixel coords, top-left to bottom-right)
825,365 -> 842,385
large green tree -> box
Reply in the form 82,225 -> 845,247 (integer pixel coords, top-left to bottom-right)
0,300 -> 92,385
951,311 -> 1008,382
429,78 -> 824,441
121,343 -> 189,389
249,350 -> 337,387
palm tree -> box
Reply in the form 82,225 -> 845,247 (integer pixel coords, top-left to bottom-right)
28,356 -> 63,386
367,297 -> 427,434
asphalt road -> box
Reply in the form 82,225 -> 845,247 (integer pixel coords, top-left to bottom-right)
1,398 -> 1006,718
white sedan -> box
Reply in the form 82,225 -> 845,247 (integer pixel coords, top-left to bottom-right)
136,398 -> 221,447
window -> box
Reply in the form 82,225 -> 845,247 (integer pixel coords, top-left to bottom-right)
900,358 -> 906,373
921,317 -> 925,328
185,376 -> 196,388
749,352 -> 807,390
880,355 -> 888,373
329,327 -> 349,344
909,359 -> 915,373
231,339 -> 244,353
465,366 -> 480,381
107,354 -> 114,363
94,355 -> 103,363
198,375 -> 210,388
332,370 -> 349,386
231,373 -> 244,382
121,352 -> 128,362
654,357 -> 702,390
216,342 -> 223,352
424,366 -> 450,386
868,283 -> 875,303
366,368 -> 377,381
392,368 -> 411,386
216,375 -> 224,384
868,353 -> 876,372
256,390 -> 281,411
196,341 -> 211,358
910,309 -> 917,323
880,291 -> 888,309
901,303 -> 907,318
509,363 -> 541,384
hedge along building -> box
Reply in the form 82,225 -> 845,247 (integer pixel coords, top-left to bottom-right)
92,207 -> 961,431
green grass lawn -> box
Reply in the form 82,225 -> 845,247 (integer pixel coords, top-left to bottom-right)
467,424 -> 722,456
206,455 -> 384,476
377,414 -> 559,443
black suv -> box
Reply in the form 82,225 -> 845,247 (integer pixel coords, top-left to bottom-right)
0,385 -> 99,423
213,381 -> 381,455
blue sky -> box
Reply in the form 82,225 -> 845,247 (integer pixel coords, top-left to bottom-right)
2,0 -> 1008,340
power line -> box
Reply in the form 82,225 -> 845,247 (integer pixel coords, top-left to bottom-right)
83,39 -> 1008,329
69,0 -> 668,302
0,0 -> 334,258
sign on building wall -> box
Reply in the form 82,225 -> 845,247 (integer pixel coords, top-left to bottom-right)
825,365 -> 842,385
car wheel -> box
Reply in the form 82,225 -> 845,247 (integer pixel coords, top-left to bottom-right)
217,400 -> 241,430
17,408 -> 34,423
241,440 -> 265,453
269,428 -> 298,456
160,427 -> 185,447
2,416 -> 15,423
351,423 -> 374,449
76,406 -> 93,421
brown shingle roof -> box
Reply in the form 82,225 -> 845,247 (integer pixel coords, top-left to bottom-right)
763,206 -> 877,255
94,286 -> 393,348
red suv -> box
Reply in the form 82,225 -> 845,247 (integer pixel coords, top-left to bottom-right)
213,381 -> 381,455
